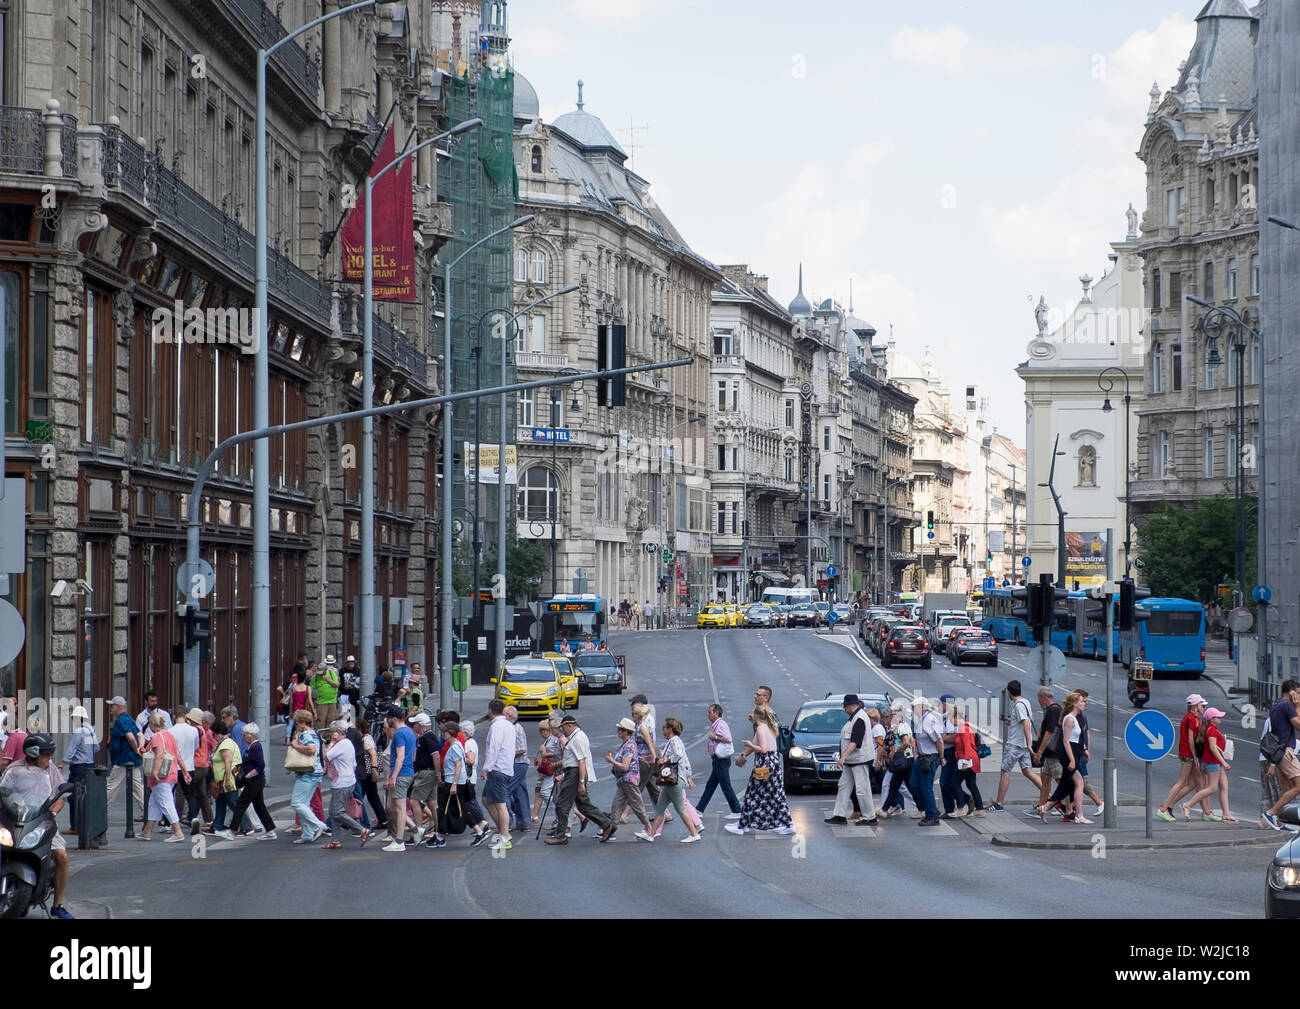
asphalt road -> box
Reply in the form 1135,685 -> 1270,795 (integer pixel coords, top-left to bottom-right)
58,623 -> 1274,919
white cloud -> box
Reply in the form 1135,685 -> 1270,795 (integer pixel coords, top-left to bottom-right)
889,25 -> 1078,75
845,139 -> 900,187
761,162 -> 872,290
563,0 -> 696,26
1092,13 -> 1196,114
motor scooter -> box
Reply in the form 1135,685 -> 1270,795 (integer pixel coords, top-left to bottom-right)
0,781 -> 73,918
1127,659 -> 1153,708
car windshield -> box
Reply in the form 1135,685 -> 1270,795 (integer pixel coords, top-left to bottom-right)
793,604 -> 815,612
704,606 -> 724,614
747,606 -> 767,614
575,654 -> 616,670
501,663 -> 557,683
940,617 -> 971,627
793,706 -> 849,733
815,602 -> 830,610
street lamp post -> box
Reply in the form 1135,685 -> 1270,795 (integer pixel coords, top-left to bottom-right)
1098,366 -> 1132,577
363,120 -> 483,694
247,0 -> 376,728
441,214 -> 534,710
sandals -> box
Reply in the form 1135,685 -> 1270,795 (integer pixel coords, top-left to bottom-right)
322,841 -> 342,850
1073,816 -> 1095,825
1221,815 -> 1239,823
1180,803 -> 1192,821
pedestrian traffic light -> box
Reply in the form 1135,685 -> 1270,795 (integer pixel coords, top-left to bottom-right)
597,323 -> 627,407
1118,578 -> 1150,629
183,605 -> 210,649
926,511 -> 934,530
1010,584 -> 1044,625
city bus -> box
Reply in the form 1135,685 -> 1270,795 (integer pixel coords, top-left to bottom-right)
1117,597 -> 1206,677
544,594 -> 607,645
1065,592 -> 1119,659
982,587 -> 1032,644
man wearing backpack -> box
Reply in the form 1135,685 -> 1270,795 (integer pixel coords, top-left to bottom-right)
1261,680 -> 1300,830
989,680 -> 1041,811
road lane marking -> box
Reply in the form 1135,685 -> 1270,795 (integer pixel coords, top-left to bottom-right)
1060,873 -> 1087,883
701,630 -> 721,704
984,849 -> 1011,859
454,864 -> 490,919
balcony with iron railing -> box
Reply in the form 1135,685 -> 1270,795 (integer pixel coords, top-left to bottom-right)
0,104 -> 80,178
205,0 -> 321,107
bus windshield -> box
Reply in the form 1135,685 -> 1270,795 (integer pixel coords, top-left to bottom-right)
1146,610 -> 1202,636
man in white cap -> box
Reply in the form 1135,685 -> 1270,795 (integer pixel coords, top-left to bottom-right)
170,706 -> 200,828
1156,693 -> 1212,821
908,695 -> 943,826
340,654 -> 362,713
59,705 -> 99,834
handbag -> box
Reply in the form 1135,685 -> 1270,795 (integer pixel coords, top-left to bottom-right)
347,795 -> 364,820
918,753 -> 937,774
538,758 -> 554,776
1261,731 -> 1287,765
285,740 -> 317,774
715,742 -> 735,760
657,761 -> 679,787
440,791 -> 468,835
888,750 -> 910,775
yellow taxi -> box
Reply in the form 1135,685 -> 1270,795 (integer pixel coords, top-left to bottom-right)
697,604 -> 730,629
490,653 -> 580,716
724,604 -> 745,627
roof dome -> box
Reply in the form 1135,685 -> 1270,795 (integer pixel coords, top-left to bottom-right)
551,81 -> 626,156
514,71 -> 539,121
787,264 -> 812,318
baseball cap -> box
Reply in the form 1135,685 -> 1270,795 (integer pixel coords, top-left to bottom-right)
939,693 -> 956,703
410,712 -> 432,726
559,715 -> 578,726
1186,693 -> 1207,706
346,655 -> 356,662
1204,707 -> 1226,719
109,695 -> 127,707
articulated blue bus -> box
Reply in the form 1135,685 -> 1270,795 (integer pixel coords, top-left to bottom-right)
1117,597 -> 1206,677
983,587 -> 1078,652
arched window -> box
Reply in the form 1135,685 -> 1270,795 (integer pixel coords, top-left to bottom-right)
532,250 -> 546,284
518,467 -> 557,521
530,145 -> 542,173
514,249 -> 527,283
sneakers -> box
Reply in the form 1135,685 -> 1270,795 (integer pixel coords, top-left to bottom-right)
724,823 -> 747,836
1201,811 -> 1222,822
50,905 -> 75,920
292,836 -> 317,845
413,825 -> 427,845
544,836 -> 569,846
1050,805 -> 1064,817
381,840 -> 406,852
634,831 -> 655,842
725,812 -> 743,820
911,811 -> 927,820
490,837 -> 513,851
940,811 -> 962,820
598,824 -> 618,843
968,808 -> 987,818
259,830 -> 277,840
824,815 -> 848,824
163,833 -> 186,843
854,818 -> 879,827
987,803 -> 1006,812
470,831 -> 491,847
215,829 -> 237,841
918,818 -> 941,827
680,834 -> 701,843
772,825 -> 796,835
1023,808 -> 1041,818
1092,803 -> 1105,818
425,836 -> 447,848
1155,808 -> 1177,823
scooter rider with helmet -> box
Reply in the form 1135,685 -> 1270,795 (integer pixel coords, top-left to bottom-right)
0,732 -> 74,918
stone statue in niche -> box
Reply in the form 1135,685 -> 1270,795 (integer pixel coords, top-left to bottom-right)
1078,445 -> 1096,487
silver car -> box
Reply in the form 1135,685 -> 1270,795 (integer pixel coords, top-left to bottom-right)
745,604 -> 774,628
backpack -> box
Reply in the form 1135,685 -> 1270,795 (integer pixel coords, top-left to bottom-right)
1260,730 -> 1287,765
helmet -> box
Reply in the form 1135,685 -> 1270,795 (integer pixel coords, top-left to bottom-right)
24,733 -> 56,760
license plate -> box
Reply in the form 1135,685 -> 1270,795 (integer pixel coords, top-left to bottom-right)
519,701 -> 541,708
819,762 -> 838,772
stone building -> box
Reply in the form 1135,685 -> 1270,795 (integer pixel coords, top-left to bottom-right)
1019,223 -> 1146,586
0,0 -> 483,711
708,265 -> 799,603
1129,1 -> 1260,545
887,344 -> 969,592
511,76 -> 719,610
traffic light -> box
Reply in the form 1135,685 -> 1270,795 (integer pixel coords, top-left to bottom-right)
926,510 -> 935,530
1010,583 -> 1044,625
183,605 -> 210,648
597,324 -> 627,407
1118,578 -> 1151,630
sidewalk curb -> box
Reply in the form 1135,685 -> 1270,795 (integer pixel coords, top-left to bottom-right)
990,832 -> 1283,851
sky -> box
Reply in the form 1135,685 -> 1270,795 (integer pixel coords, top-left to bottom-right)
507,0 -> 1208,441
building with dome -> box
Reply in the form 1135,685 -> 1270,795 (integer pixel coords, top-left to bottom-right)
511,75 -> 721,609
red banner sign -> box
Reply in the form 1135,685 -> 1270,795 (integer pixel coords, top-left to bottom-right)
341,126 -> 415,301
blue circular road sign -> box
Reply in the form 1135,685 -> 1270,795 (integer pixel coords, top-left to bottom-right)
826,564 -> 837,578
1254,585 -> 1272,604
1124,710 -> 1175,762
826,609 -> 840,624
927,531 -> 935,539
1021,556 -> 1032,568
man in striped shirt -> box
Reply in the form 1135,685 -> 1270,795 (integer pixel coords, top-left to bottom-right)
696,703 -> 741,818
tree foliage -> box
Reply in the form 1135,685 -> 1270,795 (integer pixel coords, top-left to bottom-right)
1137,495 -> 1256,602
485,532 -> 549,603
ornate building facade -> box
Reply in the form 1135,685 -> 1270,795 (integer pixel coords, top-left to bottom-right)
1129,1 -> 1260,538
511,76 -> 719,609
0,0 -> 480,710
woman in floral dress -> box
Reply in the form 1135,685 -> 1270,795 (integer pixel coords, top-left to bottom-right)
725,705 -> 794,835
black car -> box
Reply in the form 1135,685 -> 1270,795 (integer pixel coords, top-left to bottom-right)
572,650 -> 624,694
779,692 -> 892,793
1266,803 -> 1300,918
788,603 -> 819,627
881,625 -> 932,668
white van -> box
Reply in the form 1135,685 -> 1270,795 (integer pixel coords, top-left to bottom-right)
759,587 -> 816,608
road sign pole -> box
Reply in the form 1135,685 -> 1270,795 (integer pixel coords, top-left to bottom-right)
1104,585 -> 1117,829
1145,761 -> 1152,839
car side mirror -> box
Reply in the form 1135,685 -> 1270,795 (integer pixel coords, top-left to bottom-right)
489,678 -> 497,685
1281,802 -> 1300,827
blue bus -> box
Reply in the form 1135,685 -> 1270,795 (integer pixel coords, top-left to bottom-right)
1066,592 -> 1120,659
982,588 -> 1034,645
1117,597 -> 1206,677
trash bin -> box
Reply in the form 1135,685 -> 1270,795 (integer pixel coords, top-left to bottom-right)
77,767 -> 109,850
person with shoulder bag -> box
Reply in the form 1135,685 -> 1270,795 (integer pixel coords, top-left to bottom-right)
907,697 -> 943,826
639,718 -> 701,843
219,723 -> 277,839
696,703 -> 742,817
139,713 -> 184,842
1262,682 -> 1300,830
286,709 -> 327,844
